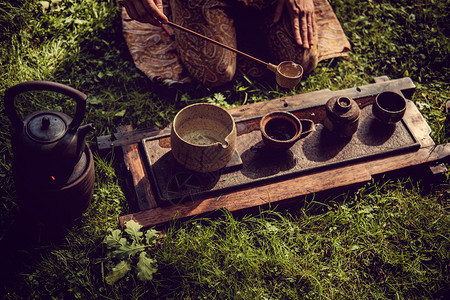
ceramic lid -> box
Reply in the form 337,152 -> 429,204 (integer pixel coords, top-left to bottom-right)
26,112 -> 67,143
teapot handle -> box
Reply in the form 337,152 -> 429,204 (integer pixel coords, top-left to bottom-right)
4,80 -> 87,131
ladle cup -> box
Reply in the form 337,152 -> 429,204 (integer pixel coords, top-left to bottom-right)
267,61 -> 303,89
163,21 -> 303,89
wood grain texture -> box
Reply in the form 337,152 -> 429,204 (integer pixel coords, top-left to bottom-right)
403,101 -> 434,147
119,143 -> 450,228
119,163 -> 372,228
118,125 -> 158,210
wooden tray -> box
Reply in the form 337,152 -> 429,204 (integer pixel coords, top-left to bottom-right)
142,103 -> 420,206
96,77 -> 450,228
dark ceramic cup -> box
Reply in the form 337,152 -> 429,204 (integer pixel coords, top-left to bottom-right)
372,91 -> 407,124
260,111 -> 314,151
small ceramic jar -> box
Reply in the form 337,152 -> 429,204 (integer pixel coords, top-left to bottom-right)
324,96 -> 360,138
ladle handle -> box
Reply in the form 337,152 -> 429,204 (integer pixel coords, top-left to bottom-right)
267,63 -> 278,73
4,81 -> 87,131
165,21 -> 269,67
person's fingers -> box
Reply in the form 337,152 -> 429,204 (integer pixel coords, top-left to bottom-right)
286,1 -> 302,46
142,0 -> 168,23
132,0 -> 160,24
300,11 -> 309,48
124,1 -> 152,23
122,0 -> 167,25
273,0 -> 285,23
122,1 -> 139,21
291,12 -> 302,46
307,13 -> 314,46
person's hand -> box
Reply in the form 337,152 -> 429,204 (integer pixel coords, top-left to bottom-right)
119,0 -> 168,25
273,0 -> 316,49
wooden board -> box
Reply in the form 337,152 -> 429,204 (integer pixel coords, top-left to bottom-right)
117,125 -> 158,211
95,77 -> 449,228
142,103 -> 420,206
118,143 -> 449,228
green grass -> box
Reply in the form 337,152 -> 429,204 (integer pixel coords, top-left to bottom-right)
0,0 -> 449,299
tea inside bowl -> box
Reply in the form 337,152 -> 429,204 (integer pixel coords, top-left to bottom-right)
177,118 -> 228,147
278,62 -> 303,78
260,111 -> 304,151
264,118 -> 297,141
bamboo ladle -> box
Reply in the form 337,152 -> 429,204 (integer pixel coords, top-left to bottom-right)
163,21 -> 303,89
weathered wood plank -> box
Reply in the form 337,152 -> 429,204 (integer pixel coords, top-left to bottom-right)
97,127 -> 170,151
119,163 -> 372,228
119,143 -> 450,228
402,101 -> 434,148
118,126 -> 158,210
373,76 -> 390,83
364,143 -> 449,175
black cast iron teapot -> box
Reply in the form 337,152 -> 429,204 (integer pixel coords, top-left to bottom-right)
4,81 -> 94,188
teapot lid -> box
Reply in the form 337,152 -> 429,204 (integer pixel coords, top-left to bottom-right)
26,112 -> 67,143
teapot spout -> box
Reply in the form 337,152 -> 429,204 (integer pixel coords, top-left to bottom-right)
77,123 -> 95,140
